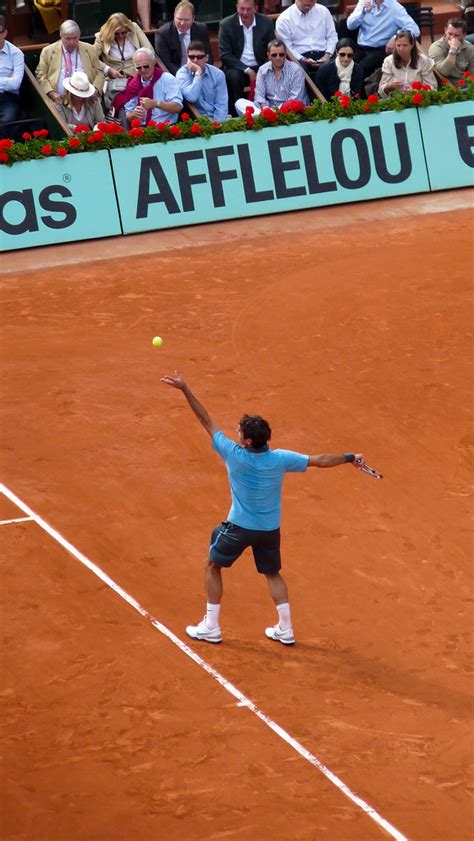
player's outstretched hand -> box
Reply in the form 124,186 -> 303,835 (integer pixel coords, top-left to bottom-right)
161,371 -> 188,391
354,454 -> 365,468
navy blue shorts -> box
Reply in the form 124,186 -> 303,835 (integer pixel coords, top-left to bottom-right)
209,521 -> 281,575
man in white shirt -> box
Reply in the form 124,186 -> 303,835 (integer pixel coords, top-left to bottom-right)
0,16 -> 25,124
218,0 -> 274,115
276,0 -> 337,82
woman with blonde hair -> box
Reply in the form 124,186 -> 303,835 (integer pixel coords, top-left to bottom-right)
379,30 -> 437,96
94,13 -> 154,79
55,70 -> 104,129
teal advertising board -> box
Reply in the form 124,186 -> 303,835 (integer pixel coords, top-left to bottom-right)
111,109 -> 429,234
0,150 -> 121,252
418,101 -> 474,191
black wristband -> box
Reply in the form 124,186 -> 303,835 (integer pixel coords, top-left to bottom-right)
344,453 -> 355,463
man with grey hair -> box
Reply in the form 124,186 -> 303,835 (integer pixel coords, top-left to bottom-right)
36,19 -> 105,103
120,47 -> 183,125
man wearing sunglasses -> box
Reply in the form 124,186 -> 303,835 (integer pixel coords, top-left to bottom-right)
120,48 -> 182,125
235,39 -> 308,115
176,40 -> 228,121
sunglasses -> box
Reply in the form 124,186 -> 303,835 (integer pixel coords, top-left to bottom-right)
338,51 -> 353,57
135,63 -> 150,70
188,53 -> 206,59
269,51 -> 286,57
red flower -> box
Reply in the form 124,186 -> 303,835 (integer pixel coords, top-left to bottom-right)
261,107 -> 278,122
22,132 -> 32,140
457,79 -> 465,86
190,123 -> 202,134
130,117 -> 142,127
87,130 -> 104,143
367,94 -> 378,103
74,124 -> 90,134
169,124 -> 181,136
464,70 -> 471,78
157,121 -> 167,131
471,76 -> 474,83
245,105 -> 255,116
279,99 -> 305,113
212,120 -> 219,127
441,79 -> 448,86
363,103 -> 370,111
41,144 -> 52,155
334,90 -> 342,97
422,84 -> 431,90
33,128 -> 48,137
0,138 -> 13,150
68,137 -> 81,148
56,147 -> 68,157
411,81 -> 422,90
0,152 -> 9,163
339,95 -> 351,108
128,126 -> 144,138
354,93 -> 360,99
148,119 -> 157,127
245,114 -> 255,127
412,92 -> 423,105
181,112 -> 190,121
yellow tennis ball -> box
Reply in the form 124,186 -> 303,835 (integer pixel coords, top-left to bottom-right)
152,336 -> 163,348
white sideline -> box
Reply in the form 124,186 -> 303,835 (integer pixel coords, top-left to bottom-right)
0,516 -> 33,525
1,481 -> 408,841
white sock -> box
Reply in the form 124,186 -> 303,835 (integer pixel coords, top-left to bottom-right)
277,602 -> 291,630
206,603 -> 221,629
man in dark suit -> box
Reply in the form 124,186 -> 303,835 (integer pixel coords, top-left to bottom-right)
155,1 -> 213,76
218,0 -> 274,115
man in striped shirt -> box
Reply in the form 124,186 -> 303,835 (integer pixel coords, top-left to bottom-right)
235,38 -> 308,115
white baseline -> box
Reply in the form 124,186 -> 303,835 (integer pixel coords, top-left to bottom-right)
0,482 -> 408,841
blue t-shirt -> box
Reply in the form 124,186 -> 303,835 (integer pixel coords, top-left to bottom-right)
212,430 -> 309,531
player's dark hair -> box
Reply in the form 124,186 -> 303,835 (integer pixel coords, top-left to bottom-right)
239,414 -> 271,448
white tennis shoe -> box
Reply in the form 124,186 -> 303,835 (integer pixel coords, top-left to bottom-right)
265,624 -> 295,645
186,617 -> 222,643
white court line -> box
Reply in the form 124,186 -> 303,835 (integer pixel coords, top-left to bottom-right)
1,481 -> 408,841
0,516 -> 34,525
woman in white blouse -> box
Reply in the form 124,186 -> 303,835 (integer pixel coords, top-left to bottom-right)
94,13 -> 154,80
379,30 -> 437,97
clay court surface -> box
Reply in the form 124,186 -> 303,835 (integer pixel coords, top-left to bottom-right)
1,193 -> 473,841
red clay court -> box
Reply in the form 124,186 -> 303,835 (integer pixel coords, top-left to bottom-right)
1,191 -> 473,841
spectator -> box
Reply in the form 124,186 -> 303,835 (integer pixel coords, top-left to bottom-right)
36,20 -> 104,104
116,47 -> 182,125
315,37 -> 365,99
54,70 -> 105,129
176,40 -> 228,121
379,29 -> 436,95
218,0 -> 274,116
276,0 -> 338,83
94,13 -> 154,79
137,0 -> 151,32
346,0 -> 420,78
235,38 -> 309,114
0,15 -> 24,125
156,1 -> 213,76
428,18 -> 474,83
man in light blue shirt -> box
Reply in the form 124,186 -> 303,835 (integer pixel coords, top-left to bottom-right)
0,16 -> 25,124
161,372 -> 365,646
346,0 -> 420,78
176,40 -> 228,122
124,48 -> 182,125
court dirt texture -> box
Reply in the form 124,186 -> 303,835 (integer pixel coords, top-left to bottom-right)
1,193 -> 473,841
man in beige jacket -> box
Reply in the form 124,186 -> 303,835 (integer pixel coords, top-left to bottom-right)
36,19 -> 105,103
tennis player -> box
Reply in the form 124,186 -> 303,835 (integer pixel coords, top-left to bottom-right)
161,371 -> 364,645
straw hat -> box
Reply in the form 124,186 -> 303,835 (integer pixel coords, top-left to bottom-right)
63,71 -> 95,98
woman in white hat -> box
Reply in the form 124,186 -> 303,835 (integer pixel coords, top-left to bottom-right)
55,70 -> 105,130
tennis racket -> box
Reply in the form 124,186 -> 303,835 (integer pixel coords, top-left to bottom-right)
357,462 -> 383,479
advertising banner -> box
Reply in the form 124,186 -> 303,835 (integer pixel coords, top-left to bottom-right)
0,150 -> 122,252
418,102 -> 474,191
111,110 -> 429,234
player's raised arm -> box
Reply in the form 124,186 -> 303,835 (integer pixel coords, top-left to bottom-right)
161,372 -> 218,437
307,452 -> 365,468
